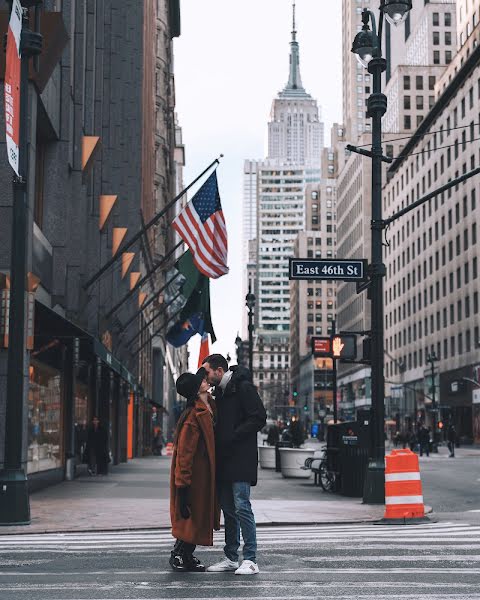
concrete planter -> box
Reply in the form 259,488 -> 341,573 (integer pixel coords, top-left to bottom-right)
279,447 -> 315,478
258,445 -> 276,469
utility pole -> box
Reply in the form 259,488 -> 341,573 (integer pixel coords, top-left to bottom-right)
0,0 -> 42,525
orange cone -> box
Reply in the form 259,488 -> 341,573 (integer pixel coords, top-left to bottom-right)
384,449 -> 425,521
165,442 -> 174,457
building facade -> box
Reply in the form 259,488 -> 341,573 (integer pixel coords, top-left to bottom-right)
0,0 -> 183,489
383,8 -> 480,443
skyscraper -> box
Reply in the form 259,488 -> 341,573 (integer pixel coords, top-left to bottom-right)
241,3 -> 324,413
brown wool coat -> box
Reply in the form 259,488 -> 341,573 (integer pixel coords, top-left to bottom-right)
170,398 -> 220,546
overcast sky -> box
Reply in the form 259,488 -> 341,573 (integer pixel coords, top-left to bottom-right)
174,0 -> 343,368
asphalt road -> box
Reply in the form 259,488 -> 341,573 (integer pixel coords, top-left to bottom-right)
1,521 -> 480,599
417,450 -> 480,523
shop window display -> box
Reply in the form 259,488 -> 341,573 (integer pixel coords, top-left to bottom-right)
28,360 -> 63,474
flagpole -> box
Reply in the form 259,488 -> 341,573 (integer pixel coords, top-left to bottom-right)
125,291 -> 182,348
104,241 -> 182,320
131,305 -> 184,358
119,271 -> 181,333
83,155 -> 223,290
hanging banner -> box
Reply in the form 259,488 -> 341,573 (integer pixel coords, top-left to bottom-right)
4,0 -> 22,176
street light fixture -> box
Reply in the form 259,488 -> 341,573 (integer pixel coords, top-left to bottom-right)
381,0 -> 412,26
351,10 -> 379,68
245,286 -> 255,375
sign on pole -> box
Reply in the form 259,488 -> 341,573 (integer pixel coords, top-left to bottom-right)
312,334 -> 357,360
4,0 -> 22,176
289,258 -> 367,281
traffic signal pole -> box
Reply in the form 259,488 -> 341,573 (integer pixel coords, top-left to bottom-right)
332,320 -> 338,424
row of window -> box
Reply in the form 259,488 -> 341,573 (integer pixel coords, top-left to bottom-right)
387,257 -> 478,308
387,292 -> 479,342
386,326 -> 479,378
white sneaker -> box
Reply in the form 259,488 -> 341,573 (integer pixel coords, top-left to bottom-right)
235,560 -> 259,575
206,557 -> 239,572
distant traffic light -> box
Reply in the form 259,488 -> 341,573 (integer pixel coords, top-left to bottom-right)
303,403 -> 308,412
293,390 -> 298,397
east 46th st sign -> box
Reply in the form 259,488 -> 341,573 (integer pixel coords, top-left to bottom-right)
289,258 -> 367,281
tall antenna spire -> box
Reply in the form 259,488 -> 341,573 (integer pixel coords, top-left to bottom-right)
292,0 -> 297,41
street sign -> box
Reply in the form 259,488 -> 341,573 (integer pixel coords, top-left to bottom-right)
4,0 -> 22,176
289,258 -> 367,281
312,337 -> 331,356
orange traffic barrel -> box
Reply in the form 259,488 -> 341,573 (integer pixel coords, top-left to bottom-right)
384,448 -> 425,521
165,442 -> 174,456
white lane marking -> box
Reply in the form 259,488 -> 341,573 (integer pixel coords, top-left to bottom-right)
3,568 -> 480,576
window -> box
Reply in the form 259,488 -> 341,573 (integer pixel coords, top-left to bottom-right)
404,75 -> 411,90
445,51 -> 452,64
404,115 -> 411,129
416,96 -> 424,109
445,31 -> 451,45
433,12 -> 439,26
416,76 -> 423,90
404,96 -> 411,110
433,31 -> 440,45
428,76 -> 436,90
433,51 -> 440,65
444,12 -> 451,26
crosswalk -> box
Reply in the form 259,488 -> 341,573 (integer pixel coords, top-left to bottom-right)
1,521 -> 480,599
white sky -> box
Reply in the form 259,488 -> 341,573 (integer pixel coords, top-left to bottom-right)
174,0 -> 343,368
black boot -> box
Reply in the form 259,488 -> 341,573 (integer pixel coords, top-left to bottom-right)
169,551 -> 189,572
185,554 -> 206,572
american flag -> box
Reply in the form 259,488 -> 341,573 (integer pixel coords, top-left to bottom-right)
173,171 -> 228,279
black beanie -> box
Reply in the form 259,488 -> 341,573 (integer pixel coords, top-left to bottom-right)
176,368 -> 206,401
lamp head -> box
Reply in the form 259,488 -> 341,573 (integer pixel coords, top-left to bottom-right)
382,0 -> 412,26
246,291 -> 256,310
351,10 -> 378,68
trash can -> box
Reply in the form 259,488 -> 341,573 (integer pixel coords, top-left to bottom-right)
275,441 -> 293,472
327,420 -> 370,497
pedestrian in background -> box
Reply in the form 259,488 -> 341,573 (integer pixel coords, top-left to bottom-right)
266,423 -> 280,446
169,368 -> 220,572
447,424 -> 457,458
409,430 -> 417,452
202,354 -> 266,575
86,416 -> 109,476
419,425 -> 430,457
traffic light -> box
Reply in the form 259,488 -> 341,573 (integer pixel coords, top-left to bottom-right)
293,390 -> 298,398
331,334 -> 357,360
303,403 -> 308,412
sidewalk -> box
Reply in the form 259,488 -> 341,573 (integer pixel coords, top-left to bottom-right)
0,453 -> 386,535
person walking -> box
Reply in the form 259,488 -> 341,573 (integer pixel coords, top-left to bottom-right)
169,368 -> 220,572
447,424 -> 456,457
202,354 -> 266,575
85,416 -> 109,476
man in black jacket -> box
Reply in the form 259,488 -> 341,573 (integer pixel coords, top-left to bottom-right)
202,354 -> 266,575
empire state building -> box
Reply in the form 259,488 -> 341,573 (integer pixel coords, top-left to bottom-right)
267,9 -> 324,165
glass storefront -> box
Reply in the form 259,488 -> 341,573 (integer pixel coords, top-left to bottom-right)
28,360 -> 63,474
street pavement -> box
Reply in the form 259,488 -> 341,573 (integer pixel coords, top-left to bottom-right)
1,521 -> 480,599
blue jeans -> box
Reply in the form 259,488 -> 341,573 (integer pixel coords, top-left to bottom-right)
218,481 -> 257,563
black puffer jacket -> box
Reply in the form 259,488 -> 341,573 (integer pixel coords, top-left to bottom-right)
214,366 -> 267,486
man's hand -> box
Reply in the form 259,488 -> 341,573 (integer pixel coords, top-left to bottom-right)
332,336 -> 344,358
178,486 -> 191,519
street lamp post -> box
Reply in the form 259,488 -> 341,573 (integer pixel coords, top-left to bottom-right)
245,286 -> 255,375
426,351 -> 439,430
351,0 -> 412,504
0,0 -> 42,526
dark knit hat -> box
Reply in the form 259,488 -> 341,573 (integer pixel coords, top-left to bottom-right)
176,367 -> 206,401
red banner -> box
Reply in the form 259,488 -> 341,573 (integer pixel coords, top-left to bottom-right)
4,0 -> 22,176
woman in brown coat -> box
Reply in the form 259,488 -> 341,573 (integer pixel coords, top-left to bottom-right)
169,368 -> 220,572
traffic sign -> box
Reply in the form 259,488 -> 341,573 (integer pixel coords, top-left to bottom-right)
312,337 -> 331,356
289,258 -> 367,281
331,335 -> 357,360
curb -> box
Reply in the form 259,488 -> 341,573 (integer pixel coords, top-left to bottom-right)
0,517 -> 384,536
